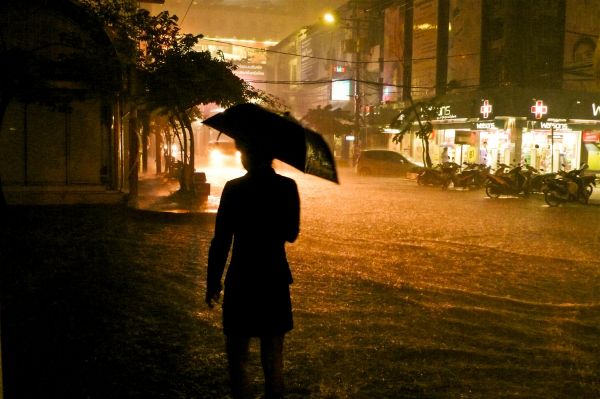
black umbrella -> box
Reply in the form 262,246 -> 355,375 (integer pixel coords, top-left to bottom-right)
203,103 -> 339,183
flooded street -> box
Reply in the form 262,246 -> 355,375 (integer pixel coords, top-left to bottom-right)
2,166 -> 599,398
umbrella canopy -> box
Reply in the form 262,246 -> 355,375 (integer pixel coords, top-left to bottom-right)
203,103 -> 339,183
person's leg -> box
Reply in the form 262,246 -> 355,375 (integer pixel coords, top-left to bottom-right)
260,334 -> 285,398
226,334 -> 251,399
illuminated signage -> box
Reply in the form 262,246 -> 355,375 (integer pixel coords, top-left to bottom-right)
331,80 -> 351,101
454,131 -> 474,145
583,131 -> 600,142
333,65 -> 347,73
531,100 -> 548,119
540,122 -> 568,130
437,105 -> 457,120
475,122 -> 496,129
593,103 -> 600,117
480,100 -> 492,118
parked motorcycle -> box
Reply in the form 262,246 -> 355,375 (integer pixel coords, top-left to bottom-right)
416,163 -> 453,189
523,164 -> 557,193
447,162 -> 489,189
485,164 -> 529,198
544,163 -> 596,206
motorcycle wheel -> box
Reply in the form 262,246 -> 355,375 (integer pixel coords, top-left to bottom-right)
417,174 -> 426,186
485,183 -> 500,198
577,184 -> 593,204
544,190 -> 562,207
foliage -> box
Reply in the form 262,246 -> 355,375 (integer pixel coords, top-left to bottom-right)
80,0 -> 269,192
391,98 -> 441,167
302,104 -> 353,137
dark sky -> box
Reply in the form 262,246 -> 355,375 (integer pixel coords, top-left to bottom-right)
147,0 -> 347,42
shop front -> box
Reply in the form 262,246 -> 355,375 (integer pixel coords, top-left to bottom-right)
582,131 -> 600,171
431,120 -> 514,168
521,121 -> 581,172
407,88 -> 600,173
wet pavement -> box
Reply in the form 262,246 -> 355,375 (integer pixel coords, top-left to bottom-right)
133,168 -> 600,217
2,166 -> 600,398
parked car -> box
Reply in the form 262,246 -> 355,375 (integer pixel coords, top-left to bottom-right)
355,149 -> 421,177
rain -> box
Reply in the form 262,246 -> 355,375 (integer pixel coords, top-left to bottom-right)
2,0 -> 600,398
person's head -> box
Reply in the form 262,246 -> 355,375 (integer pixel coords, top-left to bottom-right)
235,140 -> 274,171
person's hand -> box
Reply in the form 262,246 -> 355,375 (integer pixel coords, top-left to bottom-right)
205,288 -> 221,308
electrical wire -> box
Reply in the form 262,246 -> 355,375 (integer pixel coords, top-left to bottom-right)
179,0 -> 194,26
200,37 -> 480,65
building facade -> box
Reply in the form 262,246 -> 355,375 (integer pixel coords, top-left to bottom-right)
265,0 -> 600,172
0,0 -> 128,204
386,0 -> 600,173
265,0 -> 387,162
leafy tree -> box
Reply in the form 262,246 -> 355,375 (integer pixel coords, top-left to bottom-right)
81,0 -> 268,193
391,97 -> 440,167
302,104 -> 352,149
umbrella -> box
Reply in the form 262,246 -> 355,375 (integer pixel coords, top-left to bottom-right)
202,103 -> 339,183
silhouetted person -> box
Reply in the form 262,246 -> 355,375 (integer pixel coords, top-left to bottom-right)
206,140 -> 300,399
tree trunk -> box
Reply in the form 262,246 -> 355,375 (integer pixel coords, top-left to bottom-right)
140,110 -> 150,174
182,112 -> 195,176
154,124 -> 162,175
176,111 -> 194,192
424,136 -> 432,167
128,109 -> 139,199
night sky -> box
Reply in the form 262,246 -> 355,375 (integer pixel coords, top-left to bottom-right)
147,0 -> 347,41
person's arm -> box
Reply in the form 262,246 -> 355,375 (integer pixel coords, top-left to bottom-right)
206,183 -> 234,307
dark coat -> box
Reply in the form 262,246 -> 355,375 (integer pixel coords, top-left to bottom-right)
207,167 -> 300,336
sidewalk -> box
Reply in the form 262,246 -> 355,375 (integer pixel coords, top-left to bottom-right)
133,175 -> 219,216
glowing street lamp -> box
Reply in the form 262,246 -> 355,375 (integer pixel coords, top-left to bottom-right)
323,12 -> 336,25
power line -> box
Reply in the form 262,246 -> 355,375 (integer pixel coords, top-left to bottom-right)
200,37 -> 480,65
179,0 -> 194,26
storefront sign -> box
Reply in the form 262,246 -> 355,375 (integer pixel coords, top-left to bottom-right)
583,131 -> 600,142
471,120 -> 504,130
593,103 -> 600,117
531,100 -> 548,119
540,121 -> 569,130
437,105 -> 457,120
454,131 -> 474,145
474,122 -> 496,129
528,120 -> 570,130
480,100 -> 492,118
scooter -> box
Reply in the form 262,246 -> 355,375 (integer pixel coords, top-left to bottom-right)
447,162 -> 489,190
544,163 -> 596,206
485,164 -> 529,198
416,163 -> 454,189
524,164 -> 557,193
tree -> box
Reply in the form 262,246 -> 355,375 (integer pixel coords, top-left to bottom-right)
143,45 -> 262,190
390,97 -> 441,168
80,1 -> 268,193
302,105 -> 353,150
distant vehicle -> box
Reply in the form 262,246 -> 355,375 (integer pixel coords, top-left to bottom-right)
207,140 -> 241,167
355,149 -> 421,177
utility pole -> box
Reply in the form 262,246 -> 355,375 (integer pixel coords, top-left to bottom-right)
352,0 -> 361,152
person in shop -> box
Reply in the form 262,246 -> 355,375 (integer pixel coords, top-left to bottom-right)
441,147 -> 450,164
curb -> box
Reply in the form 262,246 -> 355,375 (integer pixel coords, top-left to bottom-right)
126,205 -> 217,222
